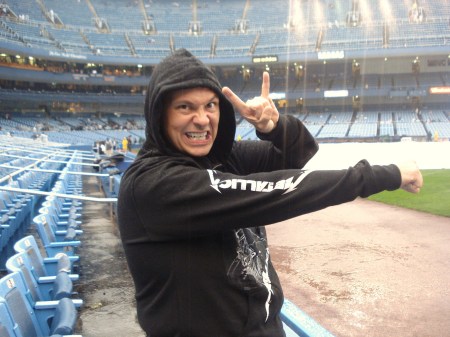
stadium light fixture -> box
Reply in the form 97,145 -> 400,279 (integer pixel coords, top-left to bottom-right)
429,87 -> 450,94
317,50 -> 344,60
269,92 -> 286,100
380,0 -> 394,22
324,90 -> 349,98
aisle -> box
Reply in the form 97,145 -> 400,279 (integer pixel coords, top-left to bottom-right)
76,172 -> 145,337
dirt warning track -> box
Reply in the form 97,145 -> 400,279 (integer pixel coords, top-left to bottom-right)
267,198 -> 450,337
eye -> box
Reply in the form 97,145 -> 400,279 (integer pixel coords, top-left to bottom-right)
176,103 -> 190,112
206,100 -> 219,111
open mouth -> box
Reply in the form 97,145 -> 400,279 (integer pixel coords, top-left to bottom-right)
186,131 -> 209,141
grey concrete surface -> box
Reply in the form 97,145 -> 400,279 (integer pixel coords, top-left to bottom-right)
75,174 -> 145,337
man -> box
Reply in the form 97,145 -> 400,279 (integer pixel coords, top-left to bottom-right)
117,49 -> 422,337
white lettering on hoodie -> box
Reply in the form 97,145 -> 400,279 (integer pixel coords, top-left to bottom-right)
207,169 -> 311,195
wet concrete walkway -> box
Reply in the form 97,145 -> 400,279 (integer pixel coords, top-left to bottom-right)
75,173 -> 145,337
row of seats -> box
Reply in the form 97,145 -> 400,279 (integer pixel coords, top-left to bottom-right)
0,140 -> 91,336
1,0 -> 448,59
4,109 -> 448,145
236,111 -> 450,140
2,16 -> 447,58
1,236 -> 81,337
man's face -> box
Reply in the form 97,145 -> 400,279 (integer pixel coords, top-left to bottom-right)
164,87 -> 220,157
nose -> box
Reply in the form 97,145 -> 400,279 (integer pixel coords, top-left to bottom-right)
193,108 -> 209,126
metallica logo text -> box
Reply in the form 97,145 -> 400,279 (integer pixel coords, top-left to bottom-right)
207,170 -> 310,195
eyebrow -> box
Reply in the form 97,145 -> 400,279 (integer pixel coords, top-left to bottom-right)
173,94 -> 219,105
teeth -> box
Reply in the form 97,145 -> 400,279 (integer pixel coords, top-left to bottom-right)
187,132 -> 207,140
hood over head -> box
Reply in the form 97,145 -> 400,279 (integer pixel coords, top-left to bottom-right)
141,48 -> 236,163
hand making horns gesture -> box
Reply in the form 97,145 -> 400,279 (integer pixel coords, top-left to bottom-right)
222,71 -> 280,133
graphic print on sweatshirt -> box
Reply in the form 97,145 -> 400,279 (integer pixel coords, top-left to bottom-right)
207,169 -> 311,194
227,228 -> 273,322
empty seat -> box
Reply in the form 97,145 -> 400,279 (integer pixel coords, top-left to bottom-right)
38,205 -> 82,229
14,235 -> 79,279
6,251 -> 82,307
0,272 -> 79,336
32,214 -> 81,258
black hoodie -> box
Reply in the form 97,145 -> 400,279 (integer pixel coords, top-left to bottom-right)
117,49 -> 401,337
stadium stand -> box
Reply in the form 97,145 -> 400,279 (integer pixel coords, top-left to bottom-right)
0,135 -> 116,335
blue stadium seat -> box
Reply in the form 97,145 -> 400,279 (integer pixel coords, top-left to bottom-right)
0,189 -> 31,227
6,251 -> 82,307
0,214 -> 21,270
14,235 -> 79,279
38,203 -> 82,227
0,272 -> 79,336
32,214 -> 81,258
45,195 -> 82,213
0,214 -> 14,243
36,209 -> 82,240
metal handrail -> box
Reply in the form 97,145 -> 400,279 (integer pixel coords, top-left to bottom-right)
0,164 -> 111,177
0,151 -> 96,162
0,185 -> 117,203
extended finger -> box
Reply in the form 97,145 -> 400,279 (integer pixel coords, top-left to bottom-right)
261,71 -> 270,98
222,87 -> 248,112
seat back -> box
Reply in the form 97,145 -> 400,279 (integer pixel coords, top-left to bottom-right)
14,236 -> 46,278
6,251 -> 75,303
33,214 -> 57,247
0,299 -> 19,337
0,273 -> 42,337
14,234 -> 78,278
6,251 -> 43,304
33,212 -> 81,258
0,272 -> 78,336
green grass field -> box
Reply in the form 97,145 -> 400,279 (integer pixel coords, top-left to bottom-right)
368,169 -> 450,217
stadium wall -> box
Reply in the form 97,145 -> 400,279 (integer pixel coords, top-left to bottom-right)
304,141 -> 450,170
